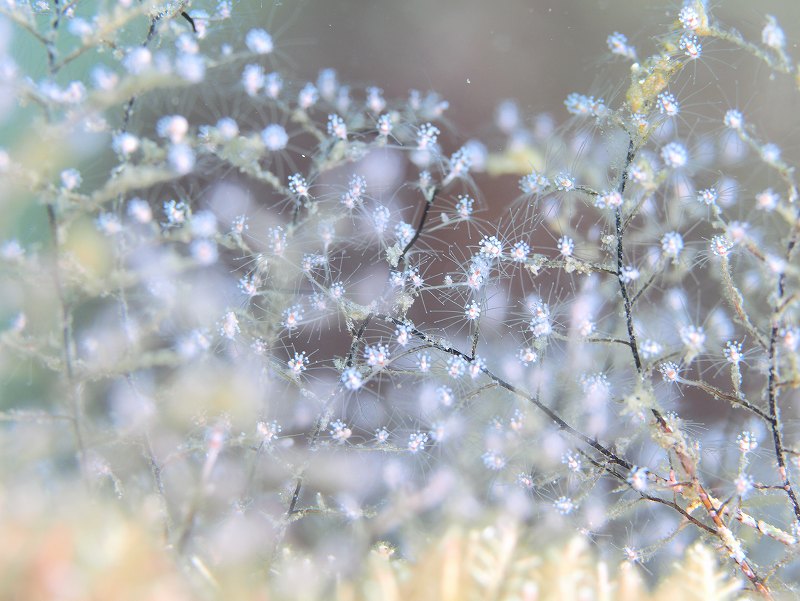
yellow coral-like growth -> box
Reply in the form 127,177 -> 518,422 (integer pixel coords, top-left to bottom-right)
1,500 -> 755,601
339,521 -> 747,601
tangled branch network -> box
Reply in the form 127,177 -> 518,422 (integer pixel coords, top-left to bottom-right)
0,0 -> 799,597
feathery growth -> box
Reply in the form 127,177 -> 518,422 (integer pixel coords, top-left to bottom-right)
0,0 -> 799,597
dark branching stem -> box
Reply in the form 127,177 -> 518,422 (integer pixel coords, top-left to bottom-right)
614,138 -> 643,375
376,314 -> 633,471
181,11 -> 197,33
613,136 -> 770,594
346,316 -> 372,368
759,201 -> 800,526
286,477 -> 304,517
470,316 -> 482,359
288,186 -> 438,518
579,453 -> 717,536
640,493 -> 717,536
46,2 -> 60,70
767,269 -> 800,525
380,319 -> 777,591
614,137 -> 672,432
398,186 -> 439,271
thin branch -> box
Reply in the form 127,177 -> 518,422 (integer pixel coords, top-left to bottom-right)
522,256 -> 617,276
376,313 -> 634,471
608,133 -> 768,592
704,24 -> 796,80
614,138 -> 643,375
612,137 -> 673,437
640,493 -> 717,535
631,260 -> 664,306
679,378 -> 771,421
767,279 -> 800,525
398,186 -> 439,271
691,476 -> 772,597
763,199 -> 800,526
46,203 -> 87,473
580,451 -> 716,535
551,332 -> 631,347
720,256 -> 768,350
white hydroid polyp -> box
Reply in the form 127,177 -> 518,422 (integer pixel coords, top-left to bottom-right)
262,124 -> 289,151
245,28 -> 274,54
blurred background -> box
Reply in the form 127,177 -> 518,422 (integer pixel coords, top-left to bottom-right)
265,0 -> 800,141
3,0 -> 800,255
